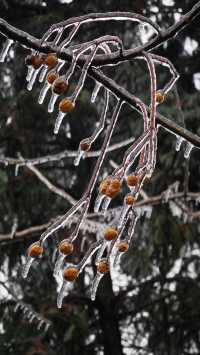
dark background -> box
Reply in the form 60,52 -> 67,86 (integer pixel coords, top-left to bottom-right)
0,1 -> 200,354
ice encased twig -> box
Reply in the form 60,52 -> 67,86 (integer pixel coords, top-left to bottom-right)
0,38 -> 13,63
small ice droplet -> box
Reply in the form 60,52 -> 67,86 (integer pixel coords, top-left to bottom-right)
91,273 -> 103,301
48,94 -> 58,113
54,111 -> 66,134
0,39 -> 13,63
184,142 -> 193,159
38,82 -> 50,104
15,164 -> 20,177
74,149 -> 84,166
175,136 -> 184,152
22,256 -> 34,278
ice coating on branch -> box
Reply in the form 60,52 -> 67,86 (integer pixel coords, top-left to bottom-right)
54,111 -> 66,134
38,82 -> 51,104
48,93 -> 58,113
184,142 -> 193,159
176,136 -> 184,151
0,38 -> 13,62
118,205 -> 131,228
91,273 -> 103,301
22,256 -> 34,278
91,81 -> 102,103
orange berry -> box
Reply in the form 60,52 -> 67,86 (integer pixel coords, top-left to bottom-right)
156,91 -> 165,104
125,195 -> 135,205
116,241 -> 129,253
96,259 -> 109,274
28,244 -> 43,258
111,179 -> 121,190
80,140 -> 90,152
53,78 -> 69,95
63,267 -> 79,281
59,241 -> 74,255
104,227 -> 118,241
99,178 -> 111,195
99,177 -> 121,198
126,175 -> 138,187
59,99 -> 75,113
44,54 -> 58,68
47,71 -> 58,84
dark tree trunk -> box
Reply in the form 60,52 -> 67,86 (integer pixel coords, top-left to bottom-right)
96,275 -> 124,355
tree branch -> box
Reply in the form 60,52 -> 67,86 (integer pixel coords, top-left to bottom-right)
0,4 -> 200,147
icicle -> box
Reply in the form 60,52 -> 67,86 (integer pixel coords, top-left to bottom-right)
26,66 -> 34,82
22,256 -> 34,278
91,273 -> 103,301
184,142 -> 193,159
74,148 -> 85,166
48,93 -> 58,113
145,206 -> 152,218
27,69 -> 40,91
53,253 -> 65,277
95,240 -> 108,263
91,82 -> 102,103
57,281 -> 67,308
175,136 -> 184,151
39,65 -> 48,83
78,244 -> 101,273
101,196 -> 111,214
37,320 -> 43,330
14,303 -> 21,312
0,38 -> 13,63
54,111 -> 66,135
94,193 -> 105,213
29,314 -> 35,323
38,82 -> 51,105
15,164 -> 19,177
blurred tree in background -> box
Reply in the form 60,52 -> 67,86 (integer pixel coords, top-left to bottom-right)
0,1 -> 200,354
